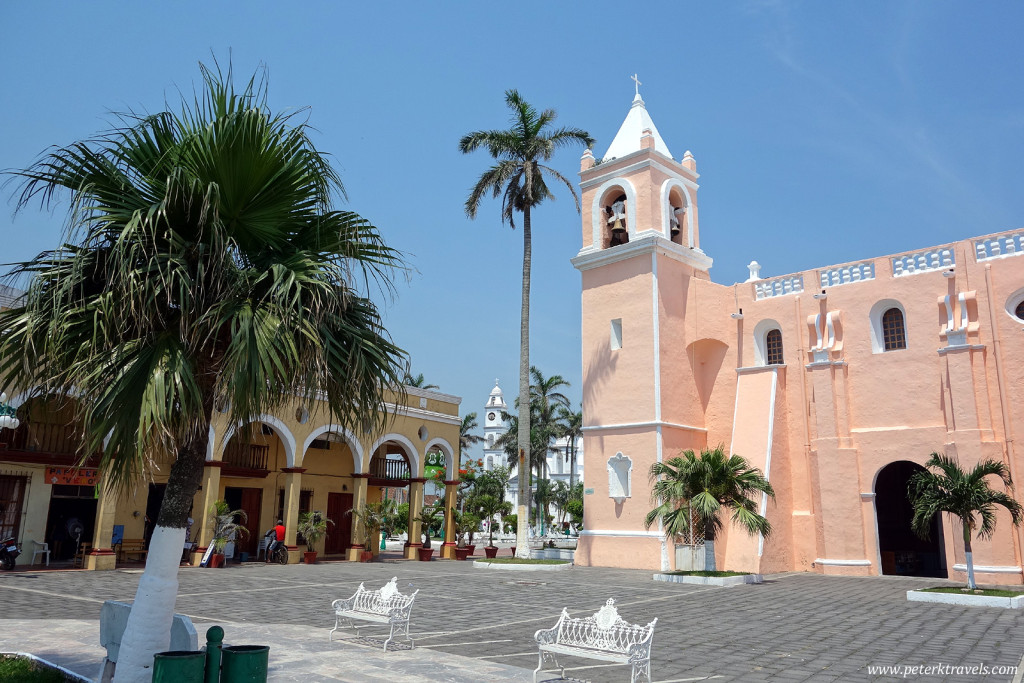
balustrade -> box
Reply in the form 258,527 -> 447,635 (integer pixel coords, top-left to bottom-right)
975,232 -> 1024,261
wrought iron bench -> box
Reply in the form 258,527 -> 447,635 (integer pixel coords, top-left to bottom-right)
533,598 -> 657,683
330,576 -> 418,650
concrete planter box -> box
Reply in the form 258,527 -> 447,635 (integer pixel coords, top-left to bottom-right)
531,548 -> 575,561
654,572 -> 762,587
907,589 -> 1024,609
473,560 -> 572,572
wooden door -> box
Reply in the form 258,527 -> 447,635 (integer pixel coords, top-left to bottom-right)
238,487 -> 263,556
325,492 -> 353,555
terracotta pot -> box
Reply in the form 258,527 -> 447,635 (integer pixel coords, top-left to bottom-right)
360,550 -> 374,563
484,546 -> 498,559
303,551 -> 317,564
465,544 -> 476,555
209,553 -> 225,568
454,547 -> 471,561
417,547 -> 434,562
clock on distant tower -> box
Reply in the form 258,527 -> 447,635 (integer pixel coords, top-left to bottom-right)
488,412 -> 496,421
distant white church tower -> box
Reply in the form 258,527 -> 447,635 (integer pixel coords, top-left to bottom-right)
482,380 -> 508,472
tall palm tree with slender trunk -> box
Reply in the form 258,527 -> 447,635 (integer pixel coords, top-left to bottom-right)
908,453 -> 1023,589
0,62 -> 407,680
460,92 -> 592,557
529,367 -> 571,481
644,446 -> 775,571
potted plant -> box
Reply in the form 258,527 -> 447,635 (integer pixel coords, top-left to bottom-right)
475,493 -> 512,558
351,502 -> 388,562
296,510 -> 333,564
208,500 -> 248,568
452,510 -> 480,560
413,502 -> 444,561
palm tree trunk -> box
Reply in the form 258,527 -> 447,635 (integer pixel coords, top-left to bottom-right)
963,527 -> 976,590
568,440 -> 576,489
515,206 -> 532,559
704,522 -> 717,572
114,429 -> 209,682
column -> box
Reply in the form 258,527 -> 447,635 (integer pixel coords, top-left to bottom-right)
192,461 -> 223,565
347,473 -> 369,561
85,478 -> 117,570
441,479 -> 459,559
405,478 -> 426,560
281,467 -> 305,564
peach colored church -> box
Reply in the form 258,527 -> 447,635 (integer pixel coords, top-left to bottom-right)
573,88 -> 1024,585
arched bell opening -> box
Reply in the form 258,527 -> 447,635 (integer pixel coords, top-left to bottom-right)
667,186 -> 687,246
875,460 -> 947,578
601,188 -> 629,247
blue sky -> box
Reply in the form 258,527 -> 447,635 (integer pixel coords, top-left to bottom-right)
3,3 -> 1023,458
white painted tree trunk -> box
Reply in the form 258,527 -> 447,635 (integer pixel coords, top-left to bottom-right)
113,526 -> 186,682
965,550 -> 977,589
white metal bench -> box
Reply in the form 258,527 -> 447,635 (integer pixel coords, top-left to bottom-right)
330,576 -> 418,650
533,598 -> 657,683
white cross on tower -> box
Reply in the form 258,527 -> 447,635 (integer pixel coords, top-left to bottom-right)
631,73 -> 642,97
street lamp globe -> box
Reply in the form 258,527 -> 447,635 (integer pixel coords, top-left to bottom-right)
0,393 -> 19,431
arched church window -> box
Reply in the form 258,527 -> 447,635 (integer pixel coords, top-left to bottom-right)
766,329 -> 784,365
605,193 -> 628,247
881,308 -> 907,351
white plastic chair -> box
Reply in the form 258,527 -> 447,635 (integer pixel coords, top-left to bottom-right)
256,536 -> 269,561
31,540 -> 50,566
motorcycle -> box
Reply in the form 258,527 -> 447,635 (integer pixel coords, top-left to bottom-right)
0,536 -> 20,570
263,529 -> 287,565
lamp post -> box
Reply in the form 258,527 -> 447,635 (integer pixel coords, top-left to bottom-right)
0,393 -> 19,431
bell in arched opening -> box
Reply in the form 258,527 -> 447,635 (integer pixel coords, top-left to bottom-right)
605,194 -> 628,246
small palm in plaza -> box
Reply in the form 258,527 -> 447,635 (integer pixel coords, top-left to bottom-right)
645,446 -> 775,572
209,501 -> 248,553
908,453 -> 1023,590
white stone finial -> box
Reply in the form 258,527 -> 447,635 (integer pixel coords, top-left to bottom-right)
495,378 -> 500,387
631,73 -> 642,98
746,261 -> 762,282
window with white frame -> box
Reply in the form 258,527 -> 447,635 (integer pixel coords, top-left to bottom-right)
869,299 -> 908,354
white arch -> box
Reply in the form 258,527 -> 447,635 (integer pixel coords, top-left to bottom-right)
1004,285 -> 1024,322
590,177 -> 638,247
219,414 -> 298,468
299,424 -> 363,472
367,433 -> 420,476
424,437 -> 456,478
868,299 -> 907,354
752,318 -> 784,366
659,178 -> 696,247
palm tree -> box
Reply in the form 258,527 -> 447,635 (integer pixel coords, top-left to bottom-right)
908,453 -> 1023,589
558,406 -> 583,488
404,371 -> 439,390
644,446 -> 775,571
0,62 -> 407,679
460,91 -> 592,557
459,412 -> 483,471
529,367 -> 571,480
534,477 -> 555,533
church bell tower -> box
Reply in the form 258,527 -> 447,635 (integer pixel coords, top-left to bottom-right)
572,78 -> 713,570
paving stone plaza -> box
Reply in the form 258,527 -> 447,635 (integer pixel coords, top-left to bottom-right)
1,556 -> 1022,682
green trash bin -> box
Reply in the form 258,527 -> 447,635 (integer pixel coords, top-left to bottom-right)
152,650 -> 205,682
221,644 -> 270,682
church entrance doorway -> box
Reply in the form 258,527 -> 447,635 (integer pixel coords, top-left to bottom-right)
875,460 -> 947,578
